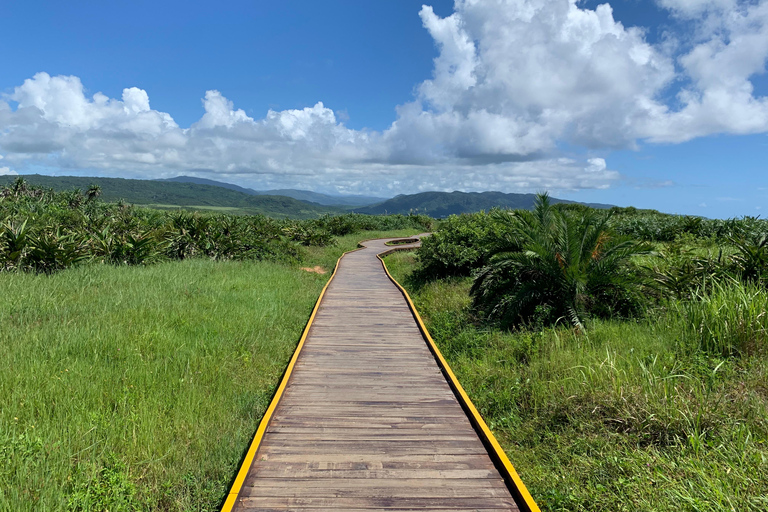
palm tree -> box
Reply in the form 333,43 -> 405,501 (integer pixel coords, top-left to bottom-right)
471,193 -> 652,330
85,184 -> 102,202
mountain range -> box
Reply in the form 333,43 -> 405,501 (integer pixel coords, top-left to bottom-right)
354,191 -> 613,217
2,174 -> 614,218
2,174 -> 341,219
163,176 -> 385,206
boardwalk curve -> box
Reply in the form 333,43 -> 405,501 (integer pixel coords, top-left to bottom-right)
222,236 -> 538,512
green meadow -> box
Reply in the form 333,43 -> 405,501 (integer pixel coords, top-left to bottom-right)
0,227 -> 422,512
1,259 -> 326,511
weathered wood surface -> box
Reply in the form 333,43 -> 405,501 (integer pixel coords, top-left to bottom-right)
232,237 -> 519,511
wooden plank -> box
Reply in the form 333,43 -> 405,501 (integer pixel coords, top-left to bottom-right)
248,468 -> 500,479
237,496 -> 518,509
249,459 -> 497,470
239,482 -> 510,498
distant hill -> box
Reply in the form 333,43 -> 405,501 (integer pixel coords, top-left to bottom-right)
164,176 -> 386,207
163,176 -> 260,196
259,189 -> 387,207
3,175 -> 343,219
354,191 -> 614,217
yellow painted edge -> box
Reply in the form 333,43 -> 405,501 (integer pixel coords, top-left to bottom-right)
220,250 -> 351,512
378,250 -> 541,512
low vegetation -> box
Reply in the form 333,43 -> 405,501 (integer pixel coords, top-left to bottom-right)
1,259 -> 329,511
385,196 -> 768,511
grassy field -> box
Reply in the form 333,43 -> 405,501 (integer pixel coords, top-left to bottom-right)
0,259 -> 327,511
384,250 -> 768,512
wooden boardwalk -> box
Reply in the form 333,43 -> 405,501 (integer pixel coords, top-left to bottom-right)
224,237 -> 536,512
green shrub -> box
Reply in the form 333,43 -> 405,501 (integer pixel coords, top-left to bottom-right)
471,193 -> 652,330
416,211 -> 505,279
730,233 -> 768,286
649,251 -> 729,301
314,212 -> 433,236
610,208 -> 768,243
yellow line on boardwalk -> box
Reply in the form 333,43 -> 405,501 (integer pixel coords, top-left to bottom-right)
220,252 -> 348,512
378,250 -> 541,512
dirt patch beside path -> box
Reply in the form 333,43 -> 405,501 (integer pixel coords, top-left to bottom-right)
300,266 -> 327,274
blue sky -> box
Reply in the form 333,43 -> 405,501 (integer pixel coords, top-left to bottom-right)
1,0 -> 767,218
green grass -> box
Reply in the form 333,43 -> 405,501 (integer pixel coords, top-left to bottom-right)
670,279 -> 768,357
384,250 -> 768,512
0,259 -> 329,511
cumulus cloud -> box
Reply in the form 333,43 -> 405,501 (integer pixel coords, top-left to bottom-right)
384,0 -> 675,159
386,0 -> 768,155
0,0 -> 767,194
0,154 -> 17,176
640,0 -> 768,141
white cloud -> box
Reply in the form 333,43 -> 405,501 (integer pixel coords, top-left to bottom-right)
387,0 -> 768,155
195,90 -> 252,129
382,0 -> 676,159
657,0 -> 736,17
640,0 -> 768,141
0,1 -> 767,195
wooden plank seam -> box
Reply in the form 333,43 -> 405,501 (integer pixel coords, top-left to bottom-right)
377,247 -> 542,512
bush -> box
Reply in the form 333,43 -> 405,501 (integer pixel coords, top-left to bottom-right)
416,212 -> 505,279
730,233 -> 768,286
610,208 -> 768,243
471,194 -> 652,330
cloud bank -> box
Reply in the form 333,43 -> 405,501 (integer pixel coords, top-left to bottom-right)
1,0 -> 767,194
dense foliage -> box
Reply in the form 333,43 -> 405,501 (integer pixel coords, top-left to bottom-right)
608,207 -> 768,242
0,178 -> 433,274
416,212 -> 506,278
416,193 -> 768,334
471,194 -> 651,329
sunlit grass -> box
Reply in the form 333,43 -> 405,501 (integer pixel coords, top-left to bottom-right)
385,250 -> 768,512
0,259 -> 327,511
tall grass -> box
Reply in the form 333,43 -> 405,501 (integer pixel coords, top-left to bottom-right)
0,259 -> 327,511
385,250 -> 768,512
670,279 -> 768,357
